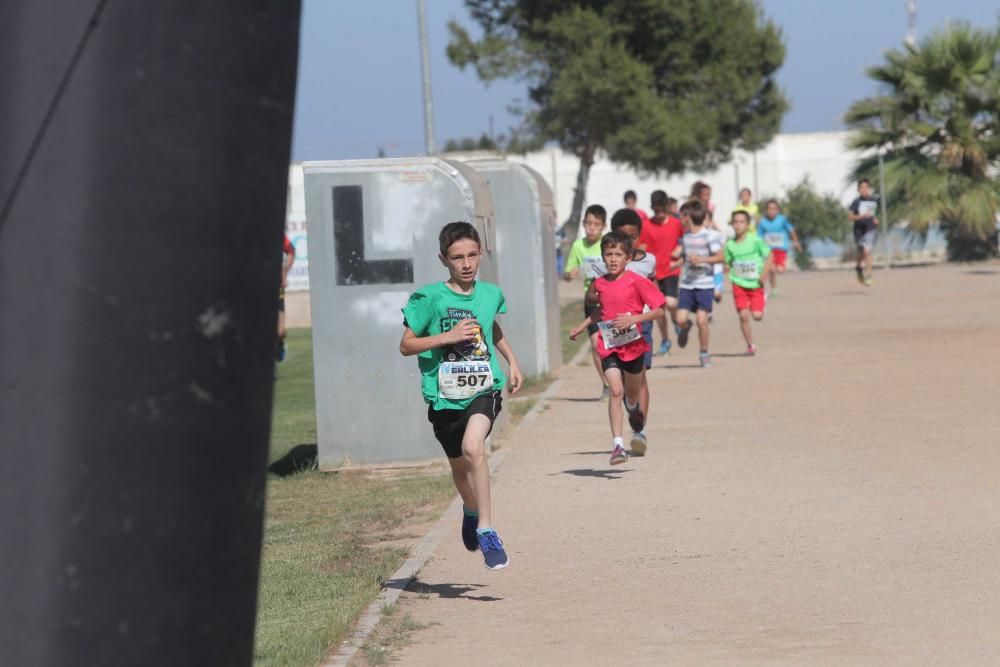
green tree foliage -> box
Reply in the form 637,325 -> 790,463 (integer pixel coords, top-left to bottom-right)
773,178 -> 850,269
443,133 -> 500,152
845,23 -> 1000,261
447,0 -> 788,249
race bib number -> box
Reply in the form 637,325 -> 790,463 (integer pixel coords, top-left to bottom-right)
438,361 -> 494,400
764,233 -> 784,248
733,260 -> 760,280
598,318 -> 640,349
858,201 -> 878,217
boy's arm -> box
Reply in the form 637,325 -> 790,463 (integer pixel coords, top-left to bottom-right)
399,321 -> 476,356
789,227 -> 803,252
569,303 -> 601,340
583,279 -> 600,305
562,244 -> 581,280
492,321 -> 523,394
759,253 -> 773,287
612,307 -> 664,330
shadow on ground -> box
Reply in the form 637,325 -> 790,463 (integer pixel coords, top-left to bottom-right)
553,468 -> 632,480
405,580 -> 503,602
268,443 -> 318,477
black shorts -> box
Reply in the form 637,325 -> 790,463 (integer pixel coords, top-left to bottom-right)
657,275 -> 680,299
427,390 -> 503,459
584,302 -> 600,336
601,353 -> 644,375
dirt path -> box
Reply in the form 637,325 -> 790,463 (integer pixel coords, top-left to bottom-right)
390,264 -> 1000,665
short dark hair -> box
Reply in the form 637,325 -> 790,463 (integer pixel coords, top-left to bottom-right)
650,190 -> 668,209
679,199 -> 707,226
731,210 -> 752,225
690,181 -> 711,197
611,208 -> 642,233
623,190 -> 637,202
584,204 -> 607,222
858,178 -> 871,187
739,187 -> 752,196
438,221 -> 480,255
667,197 -> 678,206
601,230 -> 634,256
765,198 -> 780,207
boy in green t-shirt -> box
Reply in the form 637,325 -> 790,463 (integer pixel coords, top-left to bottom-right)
723,211 -> 772,356
400,222 -> 524,570
563,204 -> 609,399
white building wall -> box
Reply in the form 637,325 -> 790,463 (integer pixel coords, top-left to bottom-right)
511,131 -> 862,237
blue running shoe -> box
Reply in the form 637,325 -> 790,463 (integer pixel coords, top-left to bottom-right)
461,510 -> 478,552
659,339 -> 671,356
477,530 -> 509,570
275,339 -> 287,362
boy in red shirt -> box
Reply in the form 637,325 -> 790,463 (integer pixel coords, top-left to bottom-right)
639,190 -> 684,356
570,231 -> 666,465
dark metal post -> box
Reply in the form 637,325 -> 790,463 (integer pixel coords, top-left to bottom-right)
0,2 -> 300,665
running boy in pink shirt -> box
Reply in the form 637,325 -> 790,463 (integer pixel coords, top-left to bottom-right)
569,231 -> 666,465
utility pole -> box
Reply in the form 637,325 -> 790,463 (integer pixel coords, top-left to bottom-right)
879,150 -> 891,269
417,0 -> 436,155
905,1 -> 917,46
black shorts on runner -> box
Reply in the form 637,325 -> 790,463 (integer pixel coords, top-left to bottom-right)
584,302 -> 600,336
427,390 -> 503,459
601,353 -> 644,375
658,275 -> 680,299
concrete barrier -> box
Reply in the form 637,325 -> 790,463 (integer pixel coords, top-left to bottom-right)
463,158 -> 562,376
303,158 -> 508,467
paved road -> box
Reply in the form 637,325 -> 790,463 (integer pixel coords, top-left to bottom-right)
391,264 -> 1000,665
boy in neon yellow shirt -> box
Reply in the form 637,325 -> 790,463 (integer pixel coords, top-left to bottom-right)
563,205 -> 608,398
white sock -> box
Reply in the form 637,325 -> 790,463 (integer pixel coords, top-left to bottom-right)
613,436 -> 624,448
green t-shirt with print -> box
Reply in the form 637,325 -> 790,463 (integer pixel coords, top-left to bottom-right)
724,234 -> 772,289
402,281 -> 508,410
563,237 -> 603,292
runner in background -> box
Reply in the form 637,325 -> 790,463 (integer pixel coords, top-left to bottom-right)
276,233 -> 295,362
733,187 -> 760,231
640,191 -> 684,356
848,178 -> 879,286
691,181 -> 728,304
757,199 -> 802,296
563,205 -> 609,399
724,211 -> 772,355
586,209 -> 658,455
570,230 -> 665,465
624,190 -> 651,227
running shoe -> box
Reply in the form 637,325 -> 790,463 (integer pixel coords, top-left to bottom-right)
477,530 -> 509,570
659,339 -> 672,356
630,431 -> 648,457
746,344 -> 757,357
855,266 -> 865,285
863,277 -> 873,287
769,288 -> 778,298
275,339 -> 287,362
600,386 -> 610,402
462,511 -> 479,551
677,324 -> 690,349
699,352 -> 713,368
609,444 -> 629,466
625,398 -> 645,432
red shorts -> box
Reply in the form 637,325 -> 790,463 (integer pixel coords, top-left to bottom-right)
771,248 -> 788,269
733,284 -> 766,312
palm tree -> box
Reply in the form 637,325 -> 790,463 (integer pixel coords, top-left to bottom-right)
845,23 -> 1000,260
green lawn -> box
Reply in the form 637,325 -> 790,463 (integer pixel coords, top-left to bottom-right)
255,329 -> 454,667
560,299 -> 586,362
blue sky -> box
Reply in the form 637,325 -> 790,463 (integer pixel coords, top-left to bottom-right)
291,0 -> 998,161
